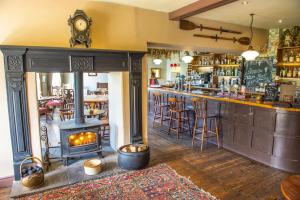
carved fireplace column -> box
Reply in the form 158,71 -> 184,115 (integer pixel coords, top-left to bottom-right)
129,53 -> 144,144
2,49 -> 32,180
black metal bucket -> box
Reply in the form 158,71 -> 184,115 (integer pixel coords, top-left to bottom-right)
117,144 -> 150,170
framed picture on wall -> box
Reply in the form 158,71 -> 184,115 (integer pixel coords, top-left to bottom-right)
150,68 -> 161,78
88,73 -> 97,76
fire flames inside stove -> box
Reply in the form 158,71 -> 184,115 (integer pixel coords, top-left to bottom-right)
68,132 -> 97,147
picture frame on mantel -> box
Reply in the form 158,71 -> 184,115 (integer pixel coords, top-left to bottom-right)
88,73 -> 97,76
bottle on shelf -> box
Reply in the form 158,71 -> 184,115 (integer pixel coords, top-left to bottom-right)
282,67 -> 287,78
283,52 -> 289,63
296,52 -> 300,63
293,68 -> 297,78
287,67 -> 292,78
289,50 -> 295,63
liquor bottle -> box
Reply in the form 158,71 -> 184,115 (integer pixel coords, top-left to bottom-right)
282,68 -> 287,77
293,68 -> 297,78
287,67 -> 292,78
296,53 -> 300,63
289,51 -> 295,63
283,52 -> 288,63
298,68 -> 300,78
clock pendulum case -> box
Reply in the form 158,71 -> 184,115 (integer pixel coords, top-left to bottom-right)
68,10 -> 92,48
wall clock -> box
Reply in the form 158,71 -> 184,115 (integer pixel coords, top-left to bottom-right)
68,10 -> 92,48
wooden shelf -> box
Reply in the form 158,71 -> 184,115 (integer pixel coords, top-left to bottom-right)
217,75 -> 238,78
277,46 -> 300,50
216,64 -> 240,67
191,65 -> 213,68
277,63 -> 300,67
278,77 -> 300,80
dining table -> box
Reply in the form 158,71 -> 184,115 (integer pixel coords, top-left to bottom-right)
84,95 -> 108,109
84,109 -> 105,118
84,95 -> 108,103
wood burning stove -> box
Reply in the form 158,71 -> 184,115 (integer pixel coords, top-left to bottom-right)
59,72 -> 102,166
59,119 -> 102,166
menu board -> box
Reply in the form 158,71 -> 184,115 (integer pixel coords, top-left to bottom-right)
244,58 -> 273,90
264,85 -> 279,101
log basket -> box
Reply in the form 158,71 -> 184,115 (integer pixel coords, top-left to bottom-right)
20,157 -> 44,188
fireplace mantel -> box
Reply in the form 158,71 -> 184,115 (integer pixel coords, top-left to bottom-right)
0,45 -> 146,180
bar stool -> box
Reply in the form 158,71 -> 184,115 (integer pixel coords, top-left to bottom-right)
152,92 -> 170,127
191,97 -> 220,151
168,97 -> 191,139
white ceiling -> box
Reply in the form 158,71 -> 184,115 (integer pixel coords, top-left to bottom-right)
95,0 -> 300,29
193,0 -> 300,29
95,0 -> 198,12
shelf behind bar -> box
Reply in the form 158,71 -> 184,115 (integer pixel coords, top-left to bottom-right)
277,63 -> 300,67
277,46 -> 300,50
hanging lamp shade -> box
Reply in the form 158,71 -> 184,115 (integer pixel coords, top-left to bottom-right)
182,51 -> 193,63
241,45 -> 259,61
242,14 -> 259,61
153,58 -> 162,65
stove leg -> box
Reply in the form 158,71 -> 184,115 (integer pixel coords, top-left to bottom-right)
97,151 -> 103,158
63,158 -> 69,166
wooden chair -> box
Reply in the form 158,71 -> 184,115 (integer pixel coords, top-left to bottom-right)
191,97 -> 220,151
39,102 -> 53,122
152,92 -> 170,127
99,110 -> 110,140
59,109 -> 74,121
168,97 -> 191,139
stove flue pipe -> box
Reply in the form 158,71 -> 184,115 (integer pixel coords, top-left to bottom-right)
74,71 -> 85,124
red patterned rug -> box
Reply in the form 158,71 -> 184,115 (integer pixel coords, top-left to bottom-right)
16,164 -> 217,200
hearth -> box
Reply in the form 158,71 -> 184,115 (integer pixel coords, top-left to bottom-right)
59,71 -> 102,166
59,119 -> 102,166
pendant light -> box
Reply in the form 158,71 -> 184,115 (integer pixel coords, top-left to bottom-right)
241,14 -> 259,61
182,51 -> 194,63
153,58 -> 162,65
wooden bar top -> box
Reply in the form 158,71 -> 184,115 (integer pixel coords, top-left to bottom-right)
148,87 -> 300,113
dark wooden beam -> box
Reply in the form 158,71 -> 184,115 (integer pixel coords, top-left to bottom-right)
169,0 -> 238,21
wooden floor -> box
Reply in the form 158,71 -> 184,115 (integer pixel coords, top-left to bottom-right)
0,121 -> 289,200
0,188 -> 10,200
148,120 -> 289,200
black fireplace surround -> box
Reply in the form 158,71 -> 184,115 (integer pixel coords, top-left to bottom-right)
0,45 -> 145,180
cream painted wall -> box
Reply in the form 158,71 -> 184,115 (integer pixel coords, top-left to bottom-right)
0,0 -> 268,178
26,73 -> 42,161
0,53 -> 14,178
83,73 -> 108,91
0,0 -> 267,51
108,72 -> 130,150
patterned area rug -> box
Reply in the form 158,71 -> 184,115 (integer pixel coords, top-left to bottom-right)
16,163 -> 217,200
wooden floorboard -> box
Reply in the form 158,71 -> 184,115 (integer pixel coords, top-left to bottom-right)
148,120 -> 288,200
0,188 -> 10,200
0,120 -> 288,200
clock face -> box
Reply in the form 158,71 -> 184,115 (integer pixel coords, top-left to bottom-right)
74,18 -> 87,32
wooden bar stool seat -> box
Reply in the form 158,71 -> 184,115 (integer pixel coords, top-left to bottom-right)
152,92 -> 170,127
191,97 -> 220,151
168,97 -> 191,139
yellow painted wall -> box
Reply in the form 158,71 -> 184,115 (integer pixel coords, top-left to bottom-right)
0,0 -> 268,178
108,72 -> 130,149
26,73 -> 42,161
0,53 -> 14,178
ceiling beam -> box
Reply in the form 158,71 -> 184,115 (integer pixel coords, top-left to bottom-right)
169,0 -> 238,21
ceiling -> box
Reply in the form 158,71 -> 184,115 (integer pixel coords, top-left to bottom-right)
95,0 -> 300,29
95,0 -> 198,12
193,0 -> 300,29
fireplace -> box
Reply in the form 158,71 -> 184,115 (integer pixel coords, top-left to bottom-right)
59,71 -> 102,166
59,119 -> 102,166
1,46 -> 144,180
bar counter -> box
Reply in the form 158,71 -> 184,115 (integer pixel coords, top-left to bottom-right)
148,87 -> 300,173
